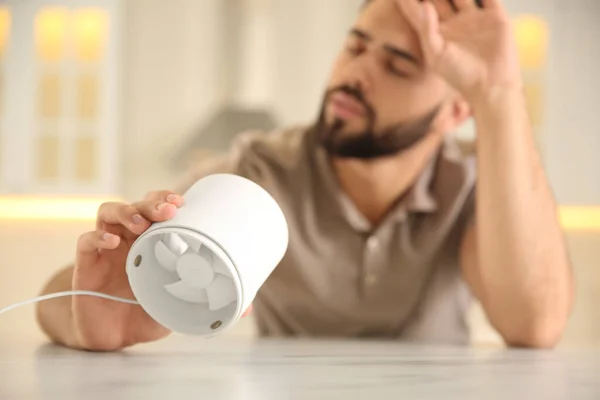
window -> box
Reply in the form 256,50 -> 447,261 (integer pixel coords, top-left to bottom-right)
0,1 -> 120,196
33,6 -> 109,189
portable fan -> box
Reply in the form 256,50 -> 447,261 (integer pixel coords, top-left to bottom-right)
126,174 -> 289,336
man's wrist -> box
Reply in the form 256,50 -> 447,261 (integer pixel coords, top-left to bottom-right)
468,83 -> 533,143
469,83 -> 527,121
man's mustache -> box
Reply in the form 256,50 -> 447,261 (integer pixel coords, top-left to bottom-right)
327,85 -> 367,106
325,85 -> 376,121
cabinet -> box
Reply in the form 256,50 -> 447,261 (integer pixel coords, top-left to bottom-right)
0,0 -> 122,195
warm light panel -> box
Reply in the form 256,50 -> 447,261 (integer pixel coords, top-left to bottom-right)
558,207 -> 600,232
73,9 -> 108,62
35,7 -> 69,62
0,7 -> 10,59
0,196 -> 122,221
514,15 -> 549,70
0,196 -> 598,231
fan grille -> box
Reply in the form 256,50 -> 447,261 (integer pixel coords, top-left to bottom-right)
154,233 -> 236,311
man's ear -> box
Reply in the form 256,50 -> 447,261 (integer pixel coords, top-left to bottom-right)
436,95 -> 472,134
452,96 -> 472,126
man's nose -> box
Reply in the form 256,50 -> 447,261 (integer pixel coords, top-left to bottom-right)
343,56 -> 376,95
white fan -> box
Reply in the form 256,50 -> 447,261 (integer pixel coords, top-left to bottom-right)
124,174 -> 288,336
153,233 -> 237,311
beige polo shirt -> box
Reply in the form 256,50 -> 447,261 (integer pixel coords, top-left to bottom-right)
175,125 -> 478,345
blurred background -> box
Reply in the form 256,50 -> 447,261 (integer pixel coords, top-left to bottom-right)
0,0 -> 598,347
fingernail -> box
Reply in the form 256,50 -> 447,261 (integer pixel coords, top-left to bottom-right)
156,202 -> 168,210
132,214 -> 144,224
101,232 -> 113,241
167,194 -> 178,203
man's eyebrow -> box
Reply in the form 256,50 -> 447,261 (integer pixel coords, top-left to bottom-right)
349,28 -> 372,41
349,28 -> 420,66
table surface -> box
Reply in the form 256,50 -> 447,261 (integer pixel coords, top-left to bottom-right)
2,334 -> 599,400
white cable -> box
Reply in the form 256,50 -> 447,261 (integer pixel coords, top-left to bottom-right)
0,291 -> 139,316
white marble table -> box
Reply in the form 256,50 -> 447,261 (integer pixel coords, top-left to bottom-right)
1,334 -> 599,400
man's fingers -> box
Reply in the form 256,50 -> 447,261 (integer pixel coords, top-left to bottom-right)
422,1 -> 444,56
431,0 -> 455,20
452,0 -> 478,12
145,190 -> 185,207
96,202 -> 151,235
242,304 -> 253,318
95,191 -> 183,234
131,200 -> 178,223
481,0 -> 502,10
397,0 -> 422,33
136,190 -> 185,223
398,0 -> 442,66
77,230 -> 121,254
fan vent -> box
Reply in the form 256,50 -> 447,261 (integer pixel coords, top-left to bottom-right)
153,233 -> 236,311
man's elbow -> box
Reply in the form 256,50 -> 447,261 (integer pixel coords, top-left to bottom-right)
502,318 -> 567,349
502,273 -> 574,349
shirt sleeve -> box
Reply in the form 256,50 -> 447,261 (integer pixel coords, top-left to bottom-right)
171,129 -> 270,195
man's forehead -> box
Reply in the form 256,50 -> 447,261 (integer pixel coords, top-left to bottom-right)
357,0 -> 415,36
355,0 -> 421,51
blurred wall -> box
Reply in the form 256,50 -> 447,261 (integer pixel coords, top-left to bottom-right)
541,0 -> 600,205
120,0 -> 223,201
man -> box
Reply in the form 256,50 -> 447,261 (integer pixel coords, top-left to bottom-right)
36,0 -> 574,351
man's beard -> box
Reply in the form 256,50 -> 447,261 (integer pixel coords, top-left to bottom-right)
314,85 -> 441,160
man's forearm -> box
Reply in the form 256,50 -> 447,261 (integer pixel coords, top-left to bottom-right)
35,266 -> 82,349
472,86 -> 574,344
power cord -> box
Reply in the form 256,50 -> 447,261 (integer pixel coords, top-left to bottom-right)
0,291 -> 139,316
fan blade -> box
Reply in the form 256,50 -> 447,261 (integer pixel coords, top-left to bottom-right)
212,256 -> 232,277
164,233 -> 189,255
164,281 -> 209,304
182,235 -> 202,253
206,275 -> 236,311
154,240 -> 178,272
197,244 -> 214,263
176,253 -> 215,289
